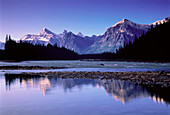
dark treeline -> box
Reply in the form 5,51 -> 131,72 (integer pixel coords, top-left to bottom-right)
116,20 -> 170,62
0,21 -> 169,62
80,21 -> 170,62
0,37 -> 78,60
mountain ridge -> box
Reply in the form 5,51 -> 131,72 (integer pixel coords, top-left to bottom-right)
84,18 -> 151,54
4,17 -> 170,54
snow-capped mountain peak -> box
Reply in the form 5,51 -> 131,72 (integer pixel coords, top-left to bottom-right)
165,17 -> 170,21
20,17 -> 168,54
38,27 -> 55,35
111,18 -> 132,27
63,30 -> 67,34
152,17 -> 170,25
76,32 -> 84,37
57,30 -> 68,38
121,18 -> 130,23
21,27 -> 61,46
85,18 -> 151,54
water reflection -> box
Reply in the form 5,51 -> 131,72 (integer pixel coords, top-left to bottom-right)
4,74 -> 170,104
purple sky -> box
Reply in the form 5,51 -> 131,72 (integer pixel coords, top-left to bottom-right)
0,0 -> 169,42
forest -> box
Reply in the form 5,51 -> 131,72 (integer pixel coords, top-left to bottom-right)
116,20 -> 170,62
0,21 -> 169,62
80,21 -> 170,62
0,37 -> 78,60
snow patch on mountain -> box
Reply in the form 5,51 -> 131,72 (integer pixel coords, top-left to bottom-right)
0,41 -> 5,50
21,28 -> 96,54
84,18 -> 150,54
152,17 -> 170,25
21,28 -> 62,46
20,17 -> 168,54
76,32 -> 84,37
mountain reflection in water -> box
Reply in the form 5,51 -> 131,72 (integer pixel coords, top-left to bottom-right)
4,74 -> 170,105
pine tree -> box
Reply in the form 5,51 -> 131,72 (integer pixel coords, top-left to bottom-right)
151,24 -> 154,30
54,43 -> 58,48
5,34 -> 8,43
9,35 -> 11,41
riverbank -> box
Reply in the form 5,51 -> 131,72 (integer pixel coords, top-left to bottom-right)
0,66 -> 66,70
1,59 -> 170,63
80,59 -> 170,63
6,71 -> 170,88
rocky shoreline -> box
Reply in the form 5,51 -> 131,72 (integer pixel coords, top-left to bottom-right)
10,71 -> 169,88
2,65 -> 169,87
0,66 -> 66,70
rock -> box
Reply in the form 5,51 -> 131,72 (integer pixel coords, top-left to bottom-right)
10,71 -> 170,88
100,64 -> 105,66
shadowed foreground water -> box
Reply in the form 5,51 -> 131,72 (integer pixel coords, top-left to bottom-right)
0,74 -> 170,115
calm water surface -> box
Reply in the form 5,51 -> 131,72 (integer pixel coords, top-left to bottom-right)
0,73 -> 170,115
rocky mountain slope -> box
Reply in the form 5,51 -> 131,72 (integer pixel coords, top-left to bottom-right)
20,17 -> 169,54
0,41 -> 5,50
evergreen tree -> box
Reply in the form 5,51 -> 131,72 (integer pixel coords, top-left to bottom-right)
151,24 -> 154,30
9,35 -> 11,41
5,34 -> 8,43
116,21 -> 170,62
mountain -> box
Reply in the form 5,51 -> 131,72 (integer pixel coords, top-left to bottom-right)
21,28 -> 62,46
61,32 -> 97,53
21,28 -> 96,54
84,19 -> 150,54
0,41 -> 5,50
20,17 -> 169,54
152,17 -> 170,25
116,20 -> 170,61
76,32 -> 84,37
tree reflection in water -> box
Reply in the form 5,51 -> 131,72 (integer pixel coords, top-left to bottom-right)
5,74 -> 170,104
